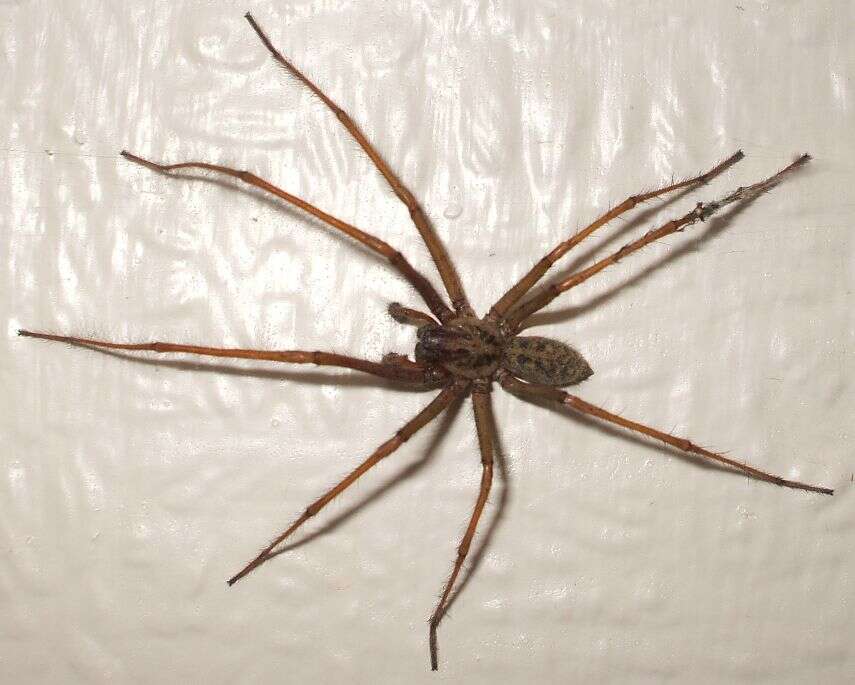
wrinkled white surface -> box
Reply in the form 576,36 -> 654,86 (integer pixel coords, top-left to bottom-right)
3,1 -> 853,682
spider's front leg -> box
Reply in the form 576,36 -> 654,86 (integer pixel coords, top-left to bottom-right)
504,154 -> 812,331
489,150 -> 745,319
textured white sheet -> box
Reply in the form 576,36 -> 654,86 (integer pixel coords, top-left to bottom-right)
4,1 -> 853,682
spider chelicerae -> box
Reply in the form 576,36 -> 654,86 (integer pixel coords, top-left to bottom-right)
19,12 -> 834,671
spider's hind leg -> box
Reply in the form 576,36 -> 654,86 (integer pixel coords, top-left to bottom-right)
498,372 -> 833,495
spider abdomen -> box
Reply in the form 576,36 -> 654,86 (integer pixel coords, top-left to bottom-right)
501,336 -> 593,386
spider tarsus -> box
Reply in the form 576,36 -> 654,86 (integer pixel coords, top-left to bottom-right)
226,550 -> 268,586
227,553 -> 268,587
121,149 -> 176,176
121,149 -> 159,172
795,482 -> 833,496
698,152 -> 812,222
746,472 -> 832,495
19,329 -> 60,342
631,149 -> 745,207
699,149 -> 745,183
429,621 -> 440,671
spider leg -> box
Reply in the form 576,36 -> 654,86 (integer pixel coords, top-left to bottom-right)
17,330 -> 436,385
120,151 -> 453,323
504,154 -> 811,331
498,373 -> 833,495
428,381 -> 495,671
228,381 -> 467,585
489,150 -> 745,320
244,12 -> 472,316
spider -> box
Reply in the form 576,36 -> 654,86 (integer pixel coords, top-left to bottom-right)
19,12 -> 834,672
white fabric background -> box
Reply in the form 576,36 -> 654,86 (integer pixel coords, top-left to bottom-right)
3,1 -> 853,682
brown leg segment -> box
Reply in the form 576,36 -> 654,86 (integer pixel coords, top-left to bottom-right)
504,154 -> 811,332
428,382 -> 495,671
228,381 -> 467,585
488,150 -> 745,320
498,373 -> 833,495
120,151 -> 453,323
244,12 -> 472,315
18,330 -> 433,385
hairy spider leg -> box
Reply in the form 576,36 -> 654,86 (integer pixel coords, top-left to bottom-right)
489,150 -> 746,320
245,12 -> 472,316
504,154 -> 812,331
228,382 -> 467,585
428,382 -> 495,670
499,373 -> 833,495
119,151 -> 452,323
16,330 -> 435,385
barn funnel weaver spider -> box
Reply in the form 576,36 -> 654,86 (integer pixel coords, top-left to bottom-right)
19,12 -> 833,671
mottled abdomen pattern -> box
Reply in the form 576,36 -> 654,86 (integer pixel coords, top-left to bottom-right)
501,336 -> 593,386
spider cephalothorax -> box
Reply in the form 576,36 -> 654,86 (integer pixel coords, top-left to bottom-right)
20,11 -> 833,672
411,313 -> 593,387
414,317 -> 503,379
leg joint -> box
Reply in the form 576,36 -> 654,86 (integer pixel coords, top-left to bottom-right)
673,437 -> 693,452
